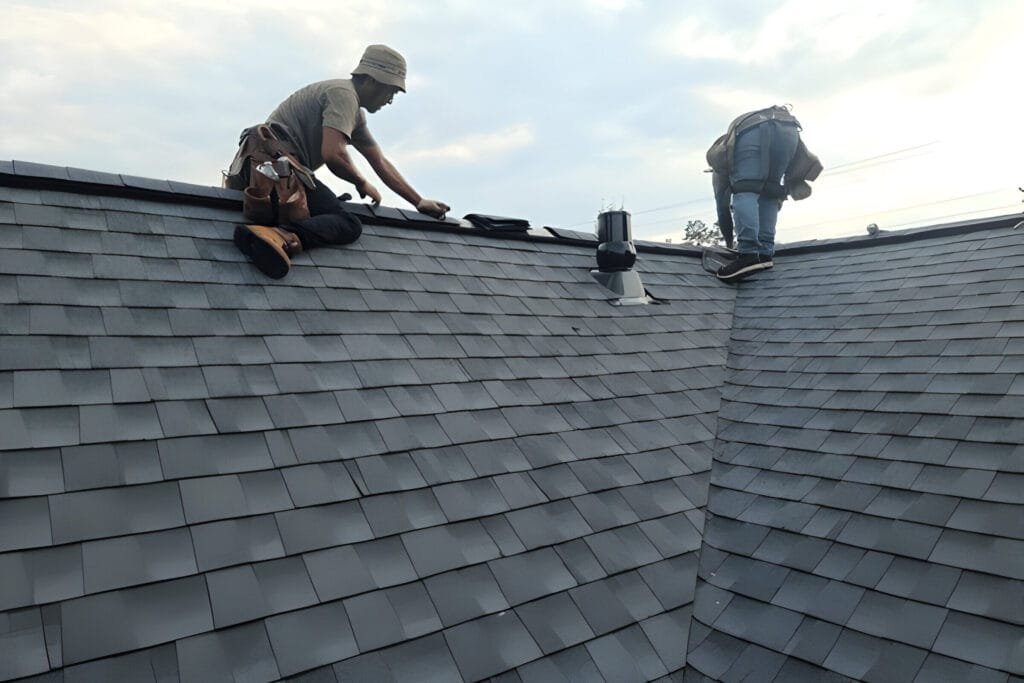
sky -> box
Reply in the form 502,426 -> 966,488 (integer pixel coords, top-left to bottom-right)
2,0 -> 1023,244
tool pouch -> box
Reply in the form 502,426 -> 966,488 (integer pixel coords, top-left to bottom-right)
224,125 -> 316,224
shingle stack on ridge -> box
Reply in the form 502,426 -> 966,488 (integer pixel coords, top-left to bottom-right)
0,162 -> 731,682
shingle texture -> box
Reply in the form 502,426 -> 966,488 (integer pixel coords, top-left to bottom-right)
691,228 -> 1024,681
0,164 -> 730,681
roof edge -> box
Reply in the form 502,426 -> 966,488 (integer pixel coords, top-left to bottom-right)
4,160 -> 1018,256
776,213 -> 1024,255
0,160 -> 705,258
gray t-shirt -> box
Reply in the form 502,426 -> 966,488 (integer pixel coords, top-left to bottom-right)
266,79 -> 375,170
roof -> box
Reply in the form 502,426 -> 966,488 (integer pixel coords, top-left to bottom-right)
692,224 -> 1024,682
0,160 -> 1021,682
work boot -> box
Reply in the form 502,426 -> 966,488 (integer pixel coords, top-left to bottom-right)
759,253 -> 774,270
716,252 -> 766,282
233,224 -> 302,279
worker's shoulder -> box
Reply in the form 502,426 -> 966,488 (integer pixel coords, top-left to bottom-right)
294,78 -> 356,95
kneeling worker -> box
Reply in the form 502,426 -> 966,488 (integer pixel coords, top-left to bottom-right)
225,44 -> 450,278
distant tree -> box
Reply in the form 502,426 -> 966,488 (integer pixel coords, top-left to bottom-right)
682,219 -> 723,247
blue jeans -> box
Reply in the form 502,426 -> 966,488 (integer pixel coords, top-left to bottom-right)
730,121 -> 799,256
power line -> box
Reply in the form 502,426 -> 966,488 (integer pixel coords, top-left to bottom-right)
563,142 -> 943,228
820,141 -> 939,175
869,202 -> 1023,231
632,187 -> 1020,238
785,188 -> 1014,232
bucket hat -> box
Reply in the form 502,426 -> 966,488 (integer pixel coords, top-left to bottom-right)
352,44 -> 407,92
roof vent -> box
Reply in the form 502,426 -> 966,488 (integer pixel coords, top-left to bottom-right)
590,210 -> 653,304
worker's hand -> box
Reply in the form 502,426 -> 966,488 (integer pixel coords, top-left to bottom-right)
416,198 -> 450,220
355,179 -> 381,205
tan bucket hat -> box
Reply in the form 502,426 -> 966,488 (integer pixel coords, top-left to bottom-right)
352,44 -> 407,92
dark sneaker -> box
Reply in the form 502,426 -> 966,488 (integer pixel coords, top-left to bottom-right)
759,253 -> 774,270
716,253 -> 766,282
233,224 -> 302,279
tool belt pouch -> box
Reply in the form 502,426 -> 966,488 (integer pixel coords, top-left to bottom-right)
224,125 -> 316,225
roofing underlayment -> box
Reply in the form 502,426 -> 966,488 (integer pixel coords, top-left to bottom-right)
0,160 -> 1021,682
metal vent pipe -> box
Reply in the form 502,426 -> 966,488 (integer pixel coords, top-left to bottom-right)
595,210 -> 637,272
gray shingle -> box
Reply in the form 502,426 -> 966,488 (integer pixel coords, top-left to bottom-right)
345,582 -> 442,652
493,472 -> 548,509
265,600 -> 358,677
706,554 -> 789,604
409,444 -> 473,485
929,529 -> 1024,580
932,610 -> 1024,672
783,616 -> 843,666
0,607 -> 49,680
205,396 -> 275,433
462,438 -> 532,476
640,553 -> 698,610
515,644 -> 603,683
402,520 -> 501,577
846,591 -> 947,650
356,453 -> 428,493
772,572 -> 865,624
275,500 -> 373,554
374,632 -> 463,683
190,514 -> 285,572
713,594 -> 803,651
303,536 -> 417,602
206,556 -> 318,628
586,524 -> 663,575
154,399 -> 217,437
49,482 -> 184,544
822,628 -> 928,682
505,500 -> 593,549
434,477 -> 511,521
947,499 -> 1023,540
361,488 -> 446,537
62,441 -> 161,491
641,607 -> 692,673
481,515 -> 528,557
176,622 -> 280,683
571,571 -> 662,636
0,406 -> 80,449
61,576 -> 213,664
264,391 -> 344,429
0,448 -> 63,497
0,543 -> 82,612
875,557 -> 961,606
179,470 -> 292,524
282,461 -> 360,507
947,571 -> 1024,625
914,653 -> 1012,683
82,527 -> 197,593
490,547 -> 577,605
444,611 -> 542,681
836,515 -> 942,560
531,464 -> 587,500
516,592 -> 595,655
425,564 -> 509,627
62,643 -> 179,683
289,422 -> 388,462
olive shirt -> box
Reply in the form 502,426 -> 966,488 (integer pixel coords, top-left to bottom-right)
266,79 -> 376,171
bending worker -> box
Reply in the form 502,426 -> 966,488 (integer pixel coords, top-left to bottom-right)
707,104 -> 820,282
225,44 -> 450,279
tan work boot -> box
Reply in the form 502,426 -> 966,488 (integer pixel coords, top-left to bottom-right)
233,224 -> 303,279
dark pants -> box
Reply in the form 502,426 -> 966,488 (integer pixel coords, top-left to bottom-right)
285,177 -> 362,249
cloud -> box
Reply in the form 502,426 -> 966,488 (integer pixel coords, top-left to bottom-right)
657,0 -> 917,64
397,124 -> 536,165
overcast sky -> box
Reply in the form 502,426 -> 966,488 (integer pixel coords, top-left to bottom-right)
3,0 -> 1022,243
